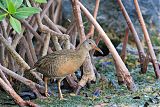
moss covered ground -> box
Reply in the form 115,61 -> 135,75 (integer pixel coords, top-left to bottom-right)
1,54 -> 160,107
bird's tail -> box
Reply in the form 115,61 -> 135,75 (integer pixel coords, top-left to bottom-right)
24,68 -> 44,85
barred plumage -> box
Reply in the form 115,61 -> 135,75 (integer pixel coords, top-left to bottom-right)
32,39 -> 102,99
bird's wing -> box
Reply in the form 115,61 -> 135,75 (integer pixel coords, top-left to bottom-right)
34,49 -> 76,69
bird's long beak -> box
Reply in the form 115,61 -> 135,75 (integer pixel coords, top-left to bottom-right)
94,46 -> 103,54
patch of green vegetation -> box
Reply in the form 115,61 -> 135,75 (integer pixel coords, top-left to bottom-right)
0,90 -> 18,107
1,54 -> 160,107
151,36 -> 160,46
35,55 -> 160,107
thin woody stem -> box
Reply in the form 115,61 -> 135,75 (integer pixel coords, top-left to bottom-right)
117,0 -> 147,73
0,69 -> 12,88
72,0 -> 96,94
134,0 -> 160,78
86,0 -> 100,38
121,27 -> 129,62
78,1 -> 136,91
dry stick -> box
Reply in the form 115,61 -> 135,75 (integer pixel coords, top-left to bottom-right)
35,34 -> 45,57
121,27 -> 129,62
20,20 -> 44,44
32,0 -> 68,48
21,28 -> 39,65
0,64 -> 45,98
71,0 -> 96,94
8,54 -> 16,82
0,25 -> 5,66
19,41 -> 26,61
36,12 -> 70,42
0,21 -> 7,66
44,15 -> 66,34
44,15 -> 68,41
11,27 -> 25,49
0,35 -> 30,70
41,0 -> 53,19
28,0 -> 46,56
114,27 -> 129,84
44,16 -> 67,34
29,15 -> 36,27
54,0 -> 62,24
0,42 -> 4,65
50,0 -> 56,22
44,15 -> 62,33
0,35 -> 43,85
32,0 -> 53,31
0,21 -> 8,39
66,20 -> 77,35
78,1 -> 136,91
56,25 -> 67,33
66,21 -> 77,46
72,0 -> 86,43
42,33 -> 51,56
134,0 -> 160,78
35,14 -> 69,40
6,22 -> 11,35
42,17 -> 70,42
0,69 -> 12,88
0,77 -> 39,107
86,0 -> 100,38
19,21 -> 39,62
21,37 -> 35,67
25,30 -> 38,62
117,0 -> 147,73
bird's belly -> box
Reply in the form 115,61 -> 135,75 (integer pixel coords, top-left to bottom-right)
58,62 -> 81,76
58,66 -> 78,76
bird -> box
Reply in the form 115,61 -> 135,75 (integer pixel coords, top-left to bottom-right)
33,39 -> 103,99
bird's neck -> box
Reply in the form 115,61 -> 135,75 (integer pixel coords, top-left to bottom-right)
77,46 -> 89,57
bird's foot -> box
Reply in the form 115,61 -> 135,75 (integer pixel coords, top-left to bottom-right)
70,93 -> 76,96
45,92 -> 50,97
59,97 -> 67,100
39,96 -> 48,99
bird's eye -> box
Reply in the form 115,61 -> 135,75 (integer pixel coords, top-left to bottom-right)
89,42 -> 91,44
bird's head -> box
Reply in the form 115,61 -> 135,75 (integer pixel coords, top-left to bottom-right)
81,39 -> 103,54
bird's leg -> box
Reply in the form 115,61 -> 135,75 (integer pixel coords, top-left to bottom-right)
44,77 -> 49,97
51,79 -> 54,96
57,78 -> 64,100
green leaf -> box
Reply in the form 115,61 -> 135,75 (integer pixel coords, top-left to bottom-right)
0,13 -> 6,21
13,13 -> 28,19
0,2 -> 7,12
13,0 -> 23,9
0,0 -> 7,9
14,7 -> 40,19
35,0 -> 47,3
7,0 -> 16,14
9,16 -> 21,34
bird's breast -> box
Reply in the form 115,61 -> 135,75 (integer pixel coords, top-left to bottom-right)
57,58 -> 84,76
